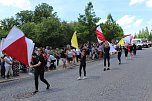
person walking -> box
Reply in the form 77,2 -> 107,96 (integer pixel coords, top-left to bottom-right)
30,48 -> 50,94
77,48 -> 87,80
116,45 -> 122,64
123,45 -> 128,60
133,43 -> 137,55
103,42 -> 110,71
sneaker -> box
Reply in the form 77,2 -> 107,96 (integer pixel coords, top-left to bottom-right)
107,68 -> 110,70
104,68 -> 106,71
33,90 -> 39,94
77,77 -> 81,80
46,84 -> 50,90
82,76 -> 87,80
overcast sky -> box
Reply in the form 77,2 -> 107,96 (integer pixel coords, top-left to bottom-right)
0,0 -> 152,35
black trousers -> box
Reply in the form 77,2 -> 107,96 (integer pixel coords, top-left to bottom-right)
133,50 -> 136,55
79,63 -> 86,77
76,55 -> 80,63
1,62 -> 5,77
118,52 -> 121,63
34,70 -> 50,90
104,55 -> 110,67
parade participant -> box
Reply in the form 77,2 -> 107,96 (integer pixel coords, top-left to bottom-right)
30,48 -> 50,94
123,44 -> 128,60
128,44 -> 133,59
116,44 -> 122,64
103,42 -> 110,71
77,48 -> 87,80
133,43 -> 137,55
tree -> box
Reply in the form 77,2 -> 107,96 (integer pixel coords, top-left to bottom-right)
16,10 -> 34,25
76,2 -> 100,43
33,3 -> 56,23
0,17 -> 17,30
100,14 -> 123,42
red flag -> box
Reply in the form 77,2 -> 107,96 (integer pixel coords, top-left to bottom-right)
2,26 -> 34,65
96,26 -> 106,43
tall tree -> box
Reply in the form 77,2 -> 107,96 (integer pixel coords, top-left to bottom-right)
76,2 -> 100,43
0,17 -> 17,30
16,10 -> 34,25
100,14 -> 123,42
33,3 -> 56,23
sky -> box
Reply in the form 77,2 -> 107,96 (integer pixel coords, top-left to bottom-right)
0,0 -> 152,35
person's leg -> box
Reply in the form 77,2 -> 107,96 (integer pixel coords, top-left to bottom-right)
34,71 -> 39,92
107,56 -> 110,70
5,66 -> 9,78
83,63 -> 86,77
103,56 -> 106,71
40,70 -> 50,89
118,52 -> 121,64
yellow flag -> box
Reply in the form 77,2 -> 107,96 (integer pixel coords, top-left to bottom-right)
118,39 -> 125,46
71,31 -> 78,49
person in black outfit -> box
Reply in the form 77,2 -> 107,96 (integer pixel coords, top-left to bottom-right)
30,48 -> 50,94
103,42 -> 110,71
77,48 -> 87,80
133,43 -> 137,55
116,45 -> 122,64
1,54 -> 6,78
123,45 -> 128,60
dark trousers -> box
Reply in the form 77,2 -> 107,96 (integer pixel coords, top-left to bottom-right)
118,52 -> 121,63
49,60 -> 56,70
34,70 -> 50,90
1,62 -> 5,77
76,55 -> 80,63
133,50 -> 136,55
79,63 -> 86,77
56,59 -> 59,66
104,55 -> 110,67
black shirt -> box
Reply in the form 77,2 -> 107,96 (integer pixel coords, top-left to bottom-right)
32,54 -> 45,71
103,47 -> 110,56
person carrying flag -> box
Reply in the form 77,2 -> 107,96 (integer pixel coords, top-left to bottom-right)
30,48 -> 50,94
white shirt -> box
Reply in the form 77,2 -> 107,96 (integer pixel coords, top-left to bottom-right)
4,56 -> 12,67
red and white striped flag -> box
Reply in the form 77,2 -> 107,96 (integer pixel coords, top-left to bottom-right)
2,26 -> 34,65
123,34 -> 133,44
96,26 -> 106,43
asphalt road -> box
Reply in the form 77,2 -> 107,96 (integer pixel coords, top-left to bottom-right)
0,48 -> 152,101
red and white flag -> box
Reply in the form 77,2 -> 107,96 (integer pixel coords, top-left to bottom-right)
96,26 -> 106,43
2,26 -> 34,65
123,34 -> 133,44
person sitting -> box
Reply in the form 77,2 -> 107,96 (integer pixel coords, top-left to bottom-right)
48,53 -> 56,70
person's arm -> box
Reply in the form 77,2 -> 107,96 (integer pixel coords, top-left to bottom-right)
31,61 -> 41,68
4,58 -> 12,65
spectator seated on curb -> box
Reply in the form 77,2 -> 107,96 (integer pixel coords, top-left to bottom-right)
48,53 -> 56,70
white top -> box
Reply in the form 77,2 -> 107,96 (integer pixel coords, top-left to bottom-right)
76,48 -> 81,55
4,56 -> 12,67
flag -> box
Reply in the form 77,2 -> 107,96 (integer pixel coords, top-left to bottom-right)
0,38 -> 5,56
2,26 -> 34,65
123,34 -> 133,44
96,26 -> 106,43
108,42 -> 117,53
118,39 -> 125,46
71,31 -> 78,49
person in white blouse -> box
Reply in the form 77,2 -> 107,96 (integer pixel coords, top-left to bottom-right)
4,54 -> 13,79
